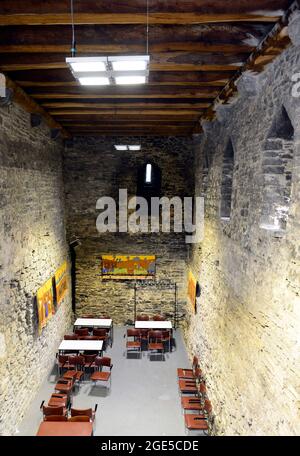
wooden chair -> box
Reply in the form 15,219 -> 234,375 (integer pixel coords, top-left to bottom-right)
48,393 -> 68,408
70,405 -> 98,422
148,330 -> 164,360
177,356 -> 199,380
74,328 -> 89,337
69,415 -> 90,422
184,400 -> 212,435
136,314 -> 149,321
44,415 -> 68,422
63,355 -> 85,383
178,368 -> 202,395
90,357 -> 113,391
153,314 -> 165,321
56,354 -> 68,376
41,404 -> 67,420
162,330 -> 172,353
125,329 -> 142,358
64,334 -> 79,340
54,378 -> 74,398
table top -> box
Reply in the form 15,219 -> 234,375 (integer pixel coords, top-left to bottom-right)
58,340 -> 103,352
36,421 -> 93,436
135,320 -> 172,329
74,318 -> 112,328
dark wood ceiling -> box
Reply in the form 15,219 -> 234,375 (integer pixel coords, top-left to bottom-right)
0,1 -> 296,138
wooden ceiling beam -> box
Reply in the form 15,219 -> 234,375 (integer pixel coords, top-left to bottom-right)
31,92 -> 219,100
0,43 -> 255,54
16,80 -> 229,88
3,75 -> 70,138
0,13 -> 280,26
50,109 -> 203,116
41,102 -> 211,109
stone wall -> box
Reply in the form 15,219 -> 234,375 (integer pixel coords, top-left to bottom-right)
63,136 -> 195,324
185,44 -> 300,435
0,103 -> 72,435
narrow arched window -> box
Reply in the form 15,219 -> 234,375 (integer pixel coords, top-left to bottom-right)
220,139 -> 234,220
260,106 -> 294,231
137,161 -> 161,201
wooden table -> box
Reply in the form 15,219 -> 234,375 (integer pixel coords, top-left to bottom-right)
58,339 -> 103,355
36,421 -> 93,436
135,320 -> 172,330
74,318 -> 114,346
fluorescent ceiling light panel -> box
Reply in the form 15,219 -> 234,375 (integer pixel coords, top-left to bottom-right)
111,60 -> 148,71
128,145 -> 141,151
66,57 -> 108,73
78,77 -> 110,86
115,75 -> 146,85
114,145 -> 128,151
109,55 -> 149,71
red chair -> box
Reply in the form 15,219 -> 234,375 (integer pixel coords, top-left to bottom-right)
63,355 -> 85,383
41,403 -> 67,420
54,378 -> 74,398
74,328 -> 89,336
90,357 -> 113,391
48,393 -> 68,408
125,329 -> 142,358
177,356 -> 199,380
69,415 -> 90,422
93,329 -> 109,349
153,315 -> 165,321
148,330 -> 164,360
70,405 -> 98,422
136,314 -> 149,321
78,335 -> 101,341
181,382 -> 207,412
64,334 -> 79,340
83,354 -> 97,376
178,368 -> 202,395
44,415 -> 68,422
184,400 -> 212,435
162,330 -> 172,352
56,354 -> 68,376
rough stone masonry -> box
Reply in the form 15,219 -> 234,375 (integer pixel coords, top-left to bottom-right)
0,103 -> 72,435
185,43 -> 300,435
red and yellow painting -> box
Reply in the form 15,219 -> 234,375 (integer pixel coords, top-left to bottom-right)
37,277 -> 55,334
187,270 -> 197,313
101,255 -> 155,279
55,261 -> 68,305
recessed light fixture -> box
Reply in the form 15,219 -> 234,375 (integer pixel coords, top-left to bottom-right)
114,144 -> 142,151
115,75 -> 147,85
114,145 -> 128,151
128,145 -> 141,151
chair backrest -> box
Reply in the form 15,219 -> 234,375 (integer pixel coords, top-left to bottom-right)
71,355 -> 85,367
75,328 -> 89,336
82,314 -> 94,318
58,354 -> 68,364
93,328 -> 107,337
162,330 -> 170,338
194,367 -> 202,379
71,408 -> 93,419
64,334 -> 78,340
136,314 -> 149,321
199,382 -> 207,395
153,315 -> 165,321
84,354 -> 97,364
79,335 -> 100,340
43,405 -> 64,417
99,315 -> 110,319
148,330 -> 163,340
69,415 -> 90,422
204,400 -> 212,415
192,355 -> 199,368
44,415 -> 68,422
95,356 -> 112,368
127,328 -> 140,338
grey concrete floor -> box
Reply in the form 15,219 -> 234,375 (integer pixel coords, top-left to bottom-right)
16,326 -> 192,436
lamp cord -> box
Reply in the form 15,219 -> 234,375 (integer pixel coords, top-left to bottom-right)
70,0 -> 76,56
